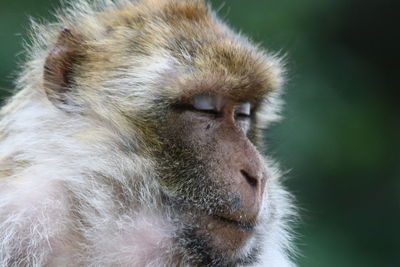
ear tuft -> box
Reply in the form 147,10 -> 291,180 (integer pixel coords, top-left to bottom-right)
43,27 -> 84,104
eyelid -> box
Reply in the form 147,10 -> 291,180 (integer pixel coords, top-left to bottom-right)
193,95 -> 217,111
235,102 -> 251,117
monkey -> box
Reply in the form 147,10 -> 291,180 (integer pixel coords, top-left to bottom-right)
0,0 -> 296,266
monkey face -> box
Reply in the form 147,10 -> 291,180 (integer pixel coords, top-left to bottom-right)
1,0 -> 295,266
155,93 -> 269,263
35,0 -> 287,264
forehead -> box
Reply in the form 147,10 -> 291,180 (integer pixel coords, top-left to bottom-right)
158,3 -> 283,101
176,42 -> 283,102
153,33 -> 282,103
157,36 -> 284,104
99,0 -> 284,101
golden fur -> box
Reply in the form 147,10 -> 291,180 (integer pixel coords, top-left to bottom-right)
0,1 -> 295,266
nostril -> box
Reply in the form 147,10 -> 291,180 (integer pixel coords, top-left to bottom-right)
240,170 -> 258,189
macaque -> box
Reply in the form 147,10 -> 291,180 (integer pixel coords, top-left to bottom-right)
0,0 -> 296,266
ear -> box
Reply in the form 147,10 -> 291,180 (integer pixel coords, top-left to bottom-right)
43,28 -> 84,104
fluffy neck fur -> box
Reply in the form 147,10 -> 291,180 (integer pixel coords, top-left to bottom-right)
0,0 -> 296,266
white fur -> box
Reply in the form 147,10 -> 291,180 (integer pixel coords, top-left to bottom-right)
0,0 -> 296,266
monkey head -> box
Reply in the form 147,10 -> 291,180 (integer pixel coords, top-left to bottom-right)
40,0 -> 288,265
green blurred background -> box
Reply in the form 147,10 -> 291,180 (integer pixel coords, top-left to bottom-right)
0,0 -> 399,266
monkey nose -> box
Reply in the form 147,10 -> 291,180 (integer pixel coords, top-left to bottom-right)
237,168 -> 265,217
240,170 -> 259,190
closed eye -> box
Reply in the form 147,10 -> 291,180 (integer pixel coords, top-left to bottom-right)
191,94 -> 221,116
193,95 -> 217,111
171,95 -> 221,116
173,95 -> 252,119
235,102 -> 252,118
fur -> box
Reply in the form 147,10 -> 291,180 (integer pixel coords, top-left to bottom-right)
0,0 -> 296,266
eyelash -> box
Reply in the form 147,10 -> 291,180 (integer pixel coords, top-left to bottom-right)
200,109 -> 222,116
172,103 -> 219,115
235,113 -> 251,119
172,102 -> 253,119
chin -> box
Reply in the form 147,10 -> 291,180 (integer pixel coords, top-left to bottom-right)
173,212 -> 264,266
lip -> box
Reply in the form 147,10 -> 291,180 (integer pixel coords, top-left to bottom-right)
213,215 -> 256,232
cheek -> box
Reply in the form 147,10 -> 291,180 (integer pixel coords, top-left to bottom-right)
159,111 -> 215,147
173,117 -> 235,183
236,119 -> 251,134
182,117 -> 219,146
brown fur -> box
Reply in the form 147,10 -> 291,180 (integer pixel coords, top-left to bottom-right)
0,1 -> 294,266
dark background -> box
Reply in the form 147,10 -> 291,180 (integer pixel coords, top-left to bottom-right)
0,0 -> 399,266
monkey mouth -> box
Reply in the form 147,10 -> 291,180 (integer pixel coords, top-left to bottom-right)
213,215 -> 256,232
